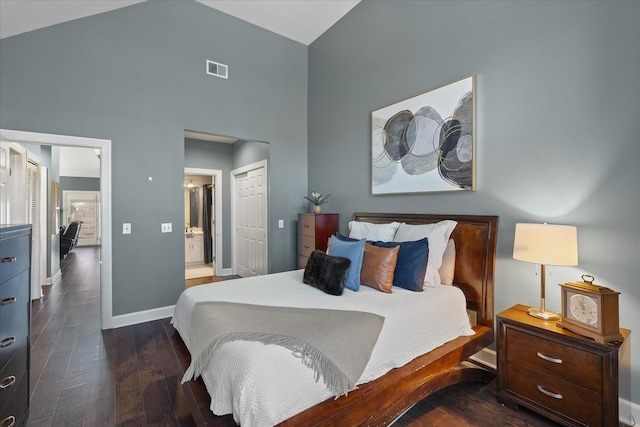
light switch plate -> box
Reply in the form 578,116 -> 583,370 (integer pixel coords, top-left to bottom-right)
123,223 -> 131,234
278,219 -> 284,229
161,223 -> 172,233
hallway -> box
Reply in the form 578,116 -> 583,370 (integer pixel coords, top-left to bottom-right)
28,247 -> 195,426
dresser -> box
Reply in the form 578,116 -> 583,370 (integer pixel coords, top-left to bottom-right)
497,304 -> 630,427
1,225 -> 31,427
297,213 -> 339,269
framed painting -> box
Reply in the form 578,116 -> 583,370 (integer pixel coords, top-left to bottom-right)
372,75 -> 475,195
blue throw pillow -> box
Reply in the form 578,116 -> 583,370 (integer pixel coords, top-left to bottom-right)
372,238 -> 429,291
328,235 -> 366,291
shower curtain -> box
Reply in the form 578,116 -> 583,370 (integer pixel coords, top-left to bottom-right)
203,184 -> 213,264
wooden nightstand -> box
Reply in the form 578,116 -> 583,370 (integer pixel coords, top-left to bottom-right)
497,304 -> 630,427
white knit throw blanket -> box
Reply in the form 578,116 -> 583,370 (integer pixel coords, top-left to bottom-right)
181,301 -> 385,397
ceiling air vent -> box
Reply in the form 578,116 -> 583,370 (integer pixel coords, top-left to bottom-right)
206,60 -> 228,79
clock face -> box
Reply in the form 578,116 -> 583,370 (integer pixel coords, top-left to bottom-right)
568,292 -> 598,327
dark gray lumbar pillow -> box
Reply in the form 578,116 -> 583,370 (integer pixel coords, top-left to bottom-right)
303,250 -> 352,296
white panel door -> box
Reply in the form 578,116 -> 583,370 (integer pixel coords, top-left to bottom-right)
235,166 -> 266,277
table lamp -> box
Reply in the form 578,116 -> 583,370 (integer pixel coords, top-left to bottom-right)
513,223 -> 578,320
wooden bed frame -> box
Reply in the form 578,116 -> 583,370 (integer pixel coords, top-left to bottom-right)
168,213 -> 499,426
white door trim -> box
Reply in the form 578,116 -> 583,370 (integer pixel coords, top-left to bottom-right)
184,167 -> 223,276
26,152 -> 43,300
0,128 -> 113,329
231,159 -> 268,276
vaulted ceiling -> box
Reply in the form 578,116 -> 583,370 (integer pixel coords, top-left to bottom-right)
0,0 -> 360,45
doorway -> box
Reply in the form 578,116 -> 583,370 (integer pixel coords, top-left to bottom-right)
0,128 -> 113,329
184,168 -> 223,280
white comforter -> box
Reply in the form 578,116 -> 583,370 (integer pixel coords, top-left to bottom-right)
172,269 -> 474,426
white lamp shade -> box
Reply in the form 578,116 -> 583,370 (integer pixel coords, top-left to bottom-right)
513,223 -> 578,266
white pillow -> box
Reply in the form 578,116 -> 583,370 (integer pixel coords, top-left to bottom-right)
348,221 -> 400,242
393,220 -> 457,287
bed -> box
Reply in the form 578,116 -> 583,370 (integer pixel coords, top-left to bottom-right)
169,212 -> 499,426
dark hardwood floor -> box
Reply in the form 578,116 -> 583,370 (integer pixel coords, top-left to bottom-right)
28,246 -> 560,426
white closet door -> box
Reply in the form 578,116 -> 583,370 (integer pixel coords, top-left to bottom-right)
234,166 -> 266,277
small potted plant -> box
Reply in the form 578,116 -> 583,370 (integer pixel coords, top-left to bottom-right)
304,191 -> 330,214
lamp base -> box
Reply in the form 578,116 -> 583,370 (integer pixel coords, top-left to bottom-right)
527,307 -> 559,321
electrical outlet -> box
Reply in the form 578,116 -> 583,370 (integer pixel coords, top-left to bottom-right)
123,223 -> 131,234
161,223 -> 172,233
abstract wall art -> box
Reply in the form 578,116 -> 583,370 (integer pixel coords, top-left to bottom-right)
372,76 -> 475,195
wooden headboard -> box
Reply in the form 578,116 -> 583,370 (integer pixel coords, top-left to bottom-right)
353,213 -> 499,328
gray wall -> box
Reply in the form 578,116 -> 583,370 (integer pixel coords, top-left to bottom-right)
308,1 -> 640,404
0,0 -> 308,315
233,139 -> 270,170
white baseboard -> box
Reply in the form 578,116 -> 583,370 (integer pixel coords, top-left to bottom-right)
620,398 -> 639,426
111,305 -> 175,329
221,268 -> 233,276
46,269 -> 61,286
469,347 -> 638,425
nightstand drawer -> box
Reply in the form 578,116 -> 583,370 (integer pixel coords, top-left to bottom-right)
506,327 -> 602,392
297,255 -> 309,270
507,363 -> 602,425
298,214 -> 316,237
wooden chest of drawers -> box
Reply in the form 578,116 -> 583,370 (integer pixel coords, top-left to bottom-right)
1,225 -> 31,427
497,304 -> 630,427
297,213 -> 339,269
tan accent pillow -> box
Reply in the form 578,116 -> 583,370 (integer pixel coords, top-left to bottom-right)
360,243 -> 399,293
438,239 -> 456,285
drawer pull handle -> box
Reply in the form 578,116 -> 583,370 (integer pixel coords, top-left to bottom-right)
1,297 -> 17,306
1,416 -> 16,427
537,385 -> 563,400
0,375 -> 16,389
1,256 -> 17,263
0,337 -> 15,348
536,351 -> 562,364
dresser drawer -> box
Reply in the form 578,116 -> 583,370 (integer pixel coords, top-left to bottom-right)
506,327 -> 602,392
298,214 -> 316,237
507,363 -> 602,426
0,234 -> 30,284
298,235 -> 316,258
0,272 -> 29,371
297,255 -> 310,270
0,340 -> 28,411
0,372 -> 28,427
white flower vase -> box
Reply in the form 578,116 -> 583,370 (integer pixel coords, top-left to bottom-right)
313,205 -> 322,214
